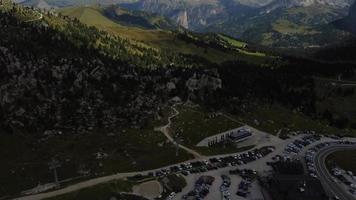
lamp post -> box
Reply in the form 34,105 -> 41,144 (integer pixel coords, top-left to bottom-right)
48,158 -> 61,184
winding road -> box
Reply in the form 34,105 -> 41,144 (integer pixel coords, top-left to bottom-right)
313,144 -> 356,200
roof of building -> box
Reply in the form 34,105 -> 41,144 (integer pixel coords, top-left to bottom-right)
229,129 -> 252,140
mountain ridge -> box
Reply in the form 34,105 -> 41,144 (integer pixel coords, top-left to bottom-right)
117,0 -> 353,47
15,0 -> 355,47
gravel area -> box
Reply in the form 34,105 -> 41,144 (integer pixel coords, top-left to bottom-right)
132,180 -> 162,199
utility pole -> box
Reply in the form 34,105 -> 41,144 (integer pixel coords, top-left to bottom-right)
175,141 -> 179,157
48,159 -> 61,184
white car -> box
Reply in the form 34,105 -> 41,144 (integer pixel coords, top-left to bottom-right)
166,192 -> 176,200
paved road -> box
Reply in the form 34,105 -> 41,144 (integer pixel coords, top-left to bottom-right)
313,145 -> 356,200
314,77 -> 356,87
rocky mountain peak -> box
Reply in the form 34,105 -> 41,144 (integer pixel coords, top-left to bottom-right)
175,10 -> 189,28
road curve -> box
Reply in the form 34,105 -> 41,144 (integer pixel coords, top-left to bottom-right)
313,144 -> 356,200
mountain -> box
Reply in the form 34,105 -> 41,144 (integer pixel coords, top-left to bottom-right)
3,1 -> 356,198
15,0 -> 355,47
118,0 -> 353,47
334,1 -> 356,34
218,4 -> 351,47
261,0 -> 353,11
20,0 -> 51,9
119,0 -> 256,30
58,5 -> 270,64
17,0 -> 125,7
2,0 -> 354,137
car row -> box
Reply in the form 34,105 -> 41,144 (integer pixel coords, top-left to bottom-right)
183,176 -> 215,200
220,175 -> 231,200
284,134 -> 321,155
236,178 -> 252,198
149,146 -> 275,180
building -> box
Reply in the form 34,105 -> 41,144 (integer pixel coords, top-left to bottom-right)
228,128 -> 252,143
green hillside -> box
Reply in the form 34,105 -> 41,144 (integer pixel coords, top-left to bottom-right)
58,6 -> 270,64
104,5 -> 177,30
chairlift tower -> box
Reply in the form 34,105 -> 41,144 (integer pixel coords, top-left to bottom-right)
174,135 -> 183,157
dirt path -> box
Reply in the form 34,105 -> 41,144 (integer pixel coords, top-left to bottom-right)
155,105 -> 204,159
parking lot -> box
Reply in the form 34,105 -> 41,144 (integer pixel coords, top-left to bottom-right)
174,168 -> 264,200
124,133 -> 356,200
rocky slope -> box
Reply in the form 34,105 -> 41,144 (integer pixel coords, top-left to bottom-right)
0,1 -> 223,135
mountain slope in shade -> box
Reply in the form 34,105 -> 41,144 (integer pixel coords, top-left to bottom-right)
334,1 -> 356,34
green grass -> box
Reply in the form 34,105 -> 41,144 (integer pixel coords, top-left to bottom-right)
60,6 -> 120,28
171,106 -> 243,146
235,103 -> 356,136
169,103 -> 348,155
326,150 -> 356,175
218,34 -> 267,57
314,78 -> 356,130
0,122 -> 192,197
218,34 -> 247,48
169,105 -> 259,155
